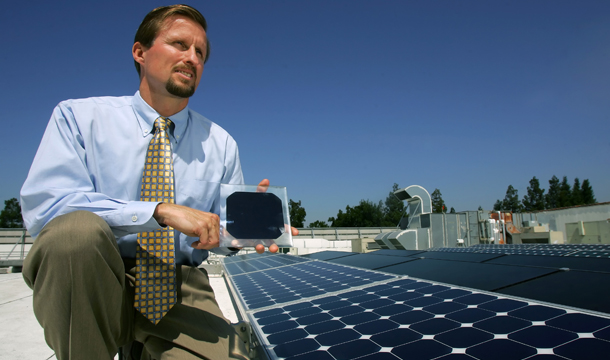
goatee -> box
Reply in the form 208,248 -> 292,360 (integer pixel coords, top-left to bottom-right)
166,79 -> 196,98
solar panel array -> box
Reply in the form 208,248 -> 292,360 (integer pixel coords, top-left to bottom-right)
222,252 -> 610,360
428,244 -> 610,258
303,245 -> 610,314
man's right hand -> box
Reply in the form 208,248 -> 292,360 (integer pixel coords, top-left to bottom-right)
153,203 -> 220,250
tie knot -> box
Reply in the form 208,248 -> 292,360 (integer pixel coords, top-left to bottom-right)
154,117 -> 172,132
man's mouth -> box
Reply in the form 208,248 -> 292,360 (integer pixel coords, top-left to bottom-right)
174,66 -> 196,80
177,70 -> 192,78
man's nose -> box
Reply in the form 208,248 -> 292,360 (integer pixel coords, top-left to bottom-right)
184,46 -> 200,65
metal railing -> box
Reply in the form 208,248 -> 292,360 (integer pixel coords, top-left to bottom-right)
294,227 -> 398,241
0,228 -> 31,267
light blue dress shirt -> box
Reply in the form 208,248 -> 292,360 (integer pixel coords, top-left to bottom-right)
21,91 -> 244,266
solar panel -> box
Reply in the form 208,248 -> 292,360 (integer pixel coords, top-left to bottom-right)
372,250 -> 427,257
484,254 -> 610,273
300,251 -> 359,261
497,270 -> 610,313
416,252 -> 504,263
222,253 -> 610,360
223,251 -> 312,276
321,253 -> 416,270
375,258 -> 558,291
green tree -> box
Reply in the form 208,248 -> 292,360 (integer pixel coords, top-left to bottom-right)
545,175 -> 560,209
522,176 -> 545,211
0,198 -> 24,228
558,176 -> 572,207
328,199 -> 384,227
431,189 -> 447,213
500,185 -> 521,212
289,199 -> 306,228
571,178 -> 583,206
449,207 -> 456,213
493,200 -> 502,211
308,220 -> 329,228
382,183 -> 406,226
581,179 -> 597,204
478,205 -> 484,211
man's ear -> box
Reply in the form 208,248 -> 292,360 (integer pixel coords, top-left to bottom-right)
133,42 -> 146,67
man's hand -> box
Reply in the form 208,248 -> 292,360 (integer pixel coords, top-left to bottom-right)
254,179 -> 300,254
154,202 -> 220,250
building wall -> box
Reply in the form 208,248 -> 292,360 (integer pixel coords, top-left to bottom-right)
527,203 -> 610,243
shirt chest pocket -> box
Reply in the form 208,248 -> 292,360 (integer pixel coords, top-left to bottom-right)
176,179 -> 221,214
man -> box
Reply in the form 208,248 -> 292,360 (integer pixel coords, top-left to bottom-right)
20,5 -> 293,359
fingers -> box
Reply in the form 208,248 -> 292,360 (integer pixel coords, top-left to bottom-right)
257,179 -> 269,193
155,203 -> 221,250
255,244 -> 265,254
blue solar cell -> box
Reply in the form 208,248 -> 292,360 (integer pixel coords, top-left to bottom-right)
509,325 -> 579,348
434,327 -> 494,348
267,328 -> 308,345
348,293 -> 381,304
594,326 -> 610,341
388,291 -> 424,302
473,315 -> 532,334
546,313 -> 610,333
423,301 -> 467,315
329,305 -> 365,317
315,328 -> 361,346
284,302 -> 311,312
296,312 -> 333,326
318,300 -> 352,311
445,308 -> 496,323
555,338 -> 610,360
405,295 -> 444,308
453,293 -> 497,305
390,310 -> 435,325
507,304 -> 566,321
305,320 -> 346,335
257,313 -> 291,326
254,308 -> 284,319
273,338 -> 320,358
409,318 -> 462,335
354,319 -> 399,335
433,289 -> 472,300
357,352 -> 405,360
435,355 -> 480,360
328,339 -> 381,360
360,298 -> 395,310
392,339 -> 452,360
289,305 -> 322,318
374,304 -> 413,317
478,298 -> 529,313
370,328 -> 422,348
466,339 -> 537,360
341,311 -> 381,325
262,320 -> 299,335
285,350 -> 335,360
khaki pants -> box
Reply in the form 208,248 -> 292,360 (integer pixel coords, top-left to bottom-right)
23,211 -> 249,360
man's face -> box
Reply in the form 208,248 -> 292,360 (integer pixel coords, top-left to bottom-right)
139,16 -> 207,98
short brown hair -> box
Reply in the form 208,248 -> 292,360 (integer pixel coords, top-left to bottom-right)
134,4 -> 210,76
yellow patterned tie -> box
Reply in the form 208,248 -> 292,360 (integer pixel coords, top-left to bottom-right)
135,116 -> 176,324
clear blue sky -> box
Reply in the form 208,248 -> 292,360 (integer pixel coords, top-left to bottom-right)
1,1 -> 609,226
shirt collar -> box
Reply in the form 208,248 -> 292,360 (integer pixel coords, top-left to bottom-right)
132,91 -> 189,142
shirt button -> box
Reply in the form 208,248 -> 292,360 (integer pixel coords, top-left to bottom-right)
132,215 -> 138,222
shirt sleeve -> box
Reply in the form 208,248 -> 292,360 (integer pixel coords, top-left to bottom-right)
20,102 -> 161,239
